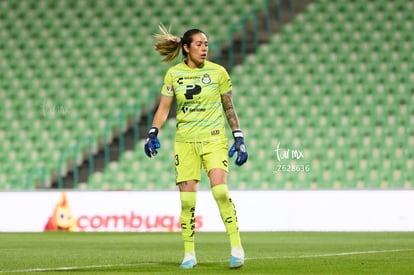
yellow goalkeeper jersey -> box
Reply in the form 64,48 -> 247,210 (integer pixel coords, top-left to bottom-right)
161,60 -> 232,142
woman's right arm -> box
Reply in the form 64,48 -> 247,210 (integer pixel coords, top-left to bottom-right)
151,95 -> 174,129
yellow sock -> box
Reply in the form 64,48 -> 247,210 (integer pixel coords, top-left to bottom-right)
212,184 -> 242,247
229,232 -> 242,247
180,192 -> 197,253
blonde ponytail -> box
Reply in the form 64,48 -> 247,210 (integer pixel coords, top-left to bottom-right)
153,24 -> 182,63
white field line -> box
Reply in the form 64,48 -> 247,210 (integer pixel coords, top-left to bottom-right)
0,263 -> 158,273
244,248 -> 414,260
1,249 -> 412,273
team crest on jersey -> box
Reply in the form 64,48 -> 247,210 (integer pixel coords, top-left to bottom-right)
201,74 -> 211,84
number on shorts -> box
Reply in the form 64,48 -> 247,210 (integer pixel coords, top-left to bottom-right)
175,154 -> 180,166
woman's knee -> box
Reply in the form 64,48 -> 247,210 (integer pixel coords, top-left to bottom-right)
178,180 -> 198,192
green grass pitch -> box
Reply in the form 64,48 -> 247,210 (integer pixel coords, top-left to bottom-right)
0,232 -> 413,274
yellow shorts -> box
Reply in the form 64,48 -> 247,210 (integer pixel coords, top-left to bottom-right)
174,140 -> 229,183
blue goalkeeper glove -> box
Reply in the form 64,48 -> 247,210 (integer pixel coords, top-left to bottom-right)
144,126 -> 160,158
228,130 -> 248,166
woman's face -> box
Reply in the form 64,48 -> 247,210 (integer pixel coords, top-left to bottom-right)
184,32 -> 208,68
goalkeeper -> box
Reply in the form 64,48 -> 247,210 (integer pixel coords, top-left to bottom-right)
144,24 -> 248,269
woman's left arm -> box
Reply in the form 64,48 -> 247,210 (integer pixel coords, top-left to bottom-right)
221,91 -> 241,131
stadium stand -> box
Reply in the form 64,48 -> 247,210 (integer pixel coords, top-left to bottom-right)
1,0 -> 413,190
227,0 -> 413,189
0,0 -> 269,190
84,0 -> 413,190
